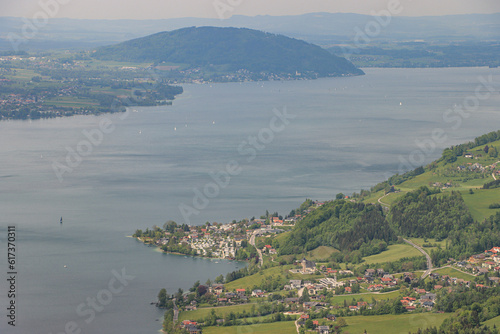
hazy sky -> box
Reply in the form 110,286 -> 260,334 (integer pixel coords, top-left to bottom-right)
3,0 -> 500,20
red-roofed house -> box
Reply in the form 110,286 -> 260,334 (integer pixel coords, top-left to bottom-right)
357,301 -> 368,308
489,247 -> 500,254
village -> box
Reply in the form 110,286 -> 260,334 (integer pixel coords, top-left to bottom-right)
138,207 -> 500,334
175,245 -> 500,334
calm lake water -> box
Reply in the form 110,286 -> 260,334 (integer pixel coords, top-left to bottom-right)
0,67 -> 499,333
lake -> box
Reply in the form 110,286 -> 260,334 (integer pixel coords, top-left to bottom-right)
0,67 -> 499,333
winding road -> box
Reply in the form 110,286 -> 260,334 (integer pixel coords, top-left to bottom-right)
377,192 -> 391,207
403,238 -> 433,279
249,230 -> 263,267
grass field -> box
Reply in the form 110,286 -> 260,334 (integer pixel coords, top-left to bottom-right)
362,244 -> 423,265
202,320 -> 297,334
304,246 -> 339,261
179,303 -> 257,321
461,188 -> 500,222
224,266 -> 290,291
432,267 -> 476,281
483,315 -> 500,328
43,96 -> 100,107
362,190 -> 385,205
329,291 -> 400,306
404,237 -> 447,253
344,312 -> 449,334
380,191 -> 406,205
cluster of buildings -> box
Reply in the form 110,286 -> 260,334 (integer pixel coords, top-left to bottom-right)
457,246 -> 500,276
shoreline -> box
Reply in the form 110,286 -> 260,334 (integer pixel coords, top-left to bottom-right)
133,236 -> 246,263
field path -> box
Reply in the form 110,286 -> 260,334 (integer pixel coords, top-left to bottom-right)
377,193 -> 391,207
295,319 -> 300,334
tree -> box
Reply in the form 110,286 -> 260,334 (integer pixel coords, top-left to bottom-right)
489,146 -> 498,158
336,317 -> 347,327
158,288 -> 167,308
336,193 -> 345,200
305,319 -> 314,329
301,288 -> 310,302
392,299 -> 405,314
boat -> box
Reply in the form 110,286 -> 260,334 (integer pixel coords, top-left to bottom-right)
60,217 -> 63,224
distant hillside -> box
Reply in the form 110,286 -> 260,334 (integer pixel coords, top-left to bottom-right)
2,13 -> 500,51
92,26 -> 364,78
278,201 -> 397,258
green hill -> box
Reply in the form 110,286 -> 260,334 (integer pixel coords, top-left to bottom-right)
274,130 -> 500,266
92,26 -> 364,78
278,201 -> 397,260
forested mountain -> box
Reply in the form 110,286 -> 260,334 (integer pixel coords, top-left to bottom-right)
278,201 -> 396,256
92,26 -> 364,78
389,187 -> 474,240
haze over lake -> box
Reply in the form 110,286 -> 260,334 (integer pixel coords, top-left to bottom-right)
0,67 -> 499,334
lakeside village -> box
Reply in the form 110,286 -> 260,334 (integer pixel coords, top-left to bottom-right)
133,204 -> 500,334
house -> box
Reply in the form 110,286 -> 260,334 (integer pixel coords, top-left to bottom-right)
367,284 -> 384,291
349,305 -> 359,311
290,280 -> 302,289
300,314 -> 310,320
489,247 -> 500,254
210,284 -> 224,294
345,287 -> 352,293
422,301 -> 435,308
312,320 -> 320,326
326,314 -> 336,321
357,301 -> 368,308
405,306 -> 416,311
489,277 -> 500,284
252,289 -> 264,297
303,301 -> 320,310
469,254 -> 486,263
301,258 -> 316,273
484,261 -> 496,269
478,268 -> 489,275
420,293 -> 437,302
236,288 -> 246,296
317,326 -> 330,334
365,269 -> 376,277
285,297 -> 299,304
186,325 -> 201,334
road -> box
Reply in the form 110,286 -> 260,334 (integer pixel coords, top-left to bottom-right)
173,299 -> 179,323
249,230 -> 263,267
377,192 -> 391,207
403,238 -> 433,279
